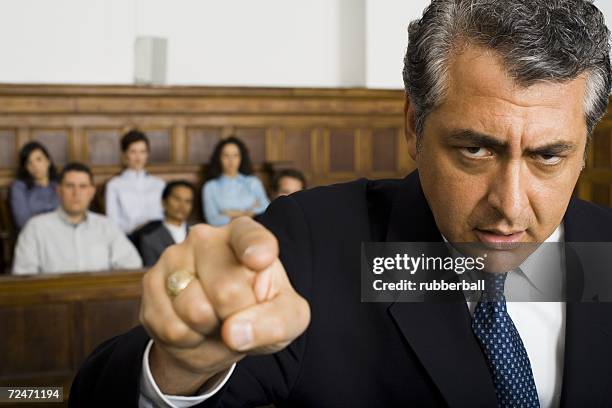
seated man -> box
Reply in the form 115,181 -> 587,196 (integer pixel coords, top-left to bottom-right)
271,168 -> 306,199
138,180 -> 195,266
12,162 -> 142,274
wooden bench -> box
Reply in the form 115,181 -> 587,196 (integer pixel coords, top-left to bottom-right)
0,269 -> 145,405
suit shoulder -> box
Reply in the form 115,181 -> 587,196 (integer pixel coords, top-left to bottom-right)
290,178 -> 403,210
566,198 -> 612,241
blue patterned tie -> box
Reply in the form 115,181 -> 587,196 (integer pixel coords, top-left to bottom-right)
471,272 -> 540,407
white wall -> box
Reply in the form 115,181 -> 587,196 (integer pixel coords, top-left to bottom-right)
0,0 -> 610,88
0,0 -> 133,84
365,0 -> 430,89
0,0 -> 366,87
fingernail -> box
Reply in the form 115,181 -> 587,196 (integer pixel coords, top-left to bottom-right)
243,245 -> 266,258
230,320 -> 253,350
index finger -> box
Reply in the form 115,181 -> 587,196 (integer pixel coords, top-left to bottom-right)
228,216 -> 278,272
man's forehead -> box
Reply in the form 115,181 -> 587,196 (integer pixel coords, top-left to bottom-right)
446,45 -> 588,110
62,172 -> 91,183
427,45 -> 589,144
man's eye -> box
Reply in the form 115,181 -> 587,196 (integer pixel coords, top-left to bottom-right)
459,147 -> 492,158
536,154 -> 563,166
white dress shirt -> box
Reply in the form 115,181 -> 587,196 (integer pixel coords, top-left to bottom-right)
163,222 -> 188,245
466,225 -> 565,408
140,225 -> 566,408
105,169 -> 165,234
13,208 -> 143,274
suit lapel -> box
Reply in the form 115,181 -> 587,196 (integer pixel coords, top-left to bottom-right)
382,172 -> 498,406
159,224 -> 177,246
560,199 -> 612,406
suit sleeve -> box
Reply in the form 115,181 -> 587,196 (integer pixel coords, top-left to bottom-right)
139,234 -> 159,267
69,195 -> 313,407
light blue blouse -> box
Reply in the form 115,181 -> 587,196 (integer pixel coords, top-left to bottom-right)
202,174 -> 270,226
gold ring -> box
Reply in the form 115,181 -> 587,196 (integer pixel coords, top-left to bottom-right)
166,269 -> 196,298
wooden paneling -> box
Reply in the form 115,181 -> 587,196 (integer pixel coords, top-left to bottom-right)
328,128 -> 357,174
186,127 -> 222,164
579,121 -> 612,207
235,127 -> 267,164
144,128 -> 172,163
31,129 -> 70,165
0,85 -> 408,189
85,128 -> 121,166
81,298 -> 141,355
372,128 -> 398,173
0,304 -> 73,378
0,129 -> 17,168
283,128 -> 313,174
0,270 -> 144,397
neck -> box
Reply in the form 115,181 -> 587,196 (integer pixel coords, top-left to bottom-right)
34,176 -> 49,187
63,210 -> 86,225
165,217 -> 184,227
223,172 -> 238,178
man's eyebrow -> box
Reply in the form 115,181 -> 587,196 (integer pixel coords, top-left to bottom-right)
526,142 -> 577,155
445,129 -> 578,155
444,130 -> 507,149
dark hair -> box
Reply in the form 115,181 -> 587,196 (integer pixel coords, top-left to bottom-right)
205,136 -> 254,181
162,180 -> 195,200
120,129 -> 150,152
271,169 -> 306,193
403,0 -> 612,141
59,162 -> 94,184
17,141 -> 59,189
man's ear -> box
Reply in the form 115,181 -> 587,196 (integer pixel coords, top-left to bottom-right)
404,96 -> 418,161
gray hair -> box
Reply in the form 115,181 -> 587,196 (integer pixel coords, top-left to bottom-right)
403,0 -> 612,141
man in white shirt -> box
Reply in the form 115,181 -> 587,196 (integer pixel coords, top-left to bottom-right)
138,180 -> 195,266
70,1 -> 612,407
13,162 -> 142,274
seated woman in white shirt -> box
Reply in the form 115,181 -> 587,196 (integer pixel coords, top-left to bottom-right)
105,130 -> 165,234
202,136 -> 270,226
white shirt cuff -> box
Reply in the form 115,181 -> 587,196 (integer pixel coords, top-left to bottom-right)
139,340 -> 236,408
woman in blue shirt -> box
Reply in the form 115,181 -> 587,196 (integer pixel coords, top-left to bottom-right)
10,141 -> 60,230
203,137 -> 270,226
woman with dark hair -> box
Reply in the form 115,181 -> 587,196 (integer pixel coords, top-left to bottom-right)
105,129 -> 165,234
202,136 -> 269,226
10,141 -> 60,230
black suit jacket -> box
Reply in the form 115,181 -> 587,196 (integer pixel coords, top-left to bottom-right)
70,171 -> 612,407
138,221 -> 187,267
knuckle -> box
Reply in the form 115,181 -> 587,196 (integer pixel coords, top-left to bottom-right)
186,302 -> 216,326
188,224 -> 215,242
160,321 -> 191,345
140,307 -> 156,329
209,277 -> 245,306
159,244 -> 182,263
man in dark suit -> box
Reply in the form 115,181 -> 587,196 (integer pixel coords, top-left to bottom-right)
137,181 -> 195,266
70,1 -> 612,406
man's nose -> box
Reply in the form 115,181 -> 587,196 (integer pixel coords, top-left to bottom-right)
486,160 -> 529,224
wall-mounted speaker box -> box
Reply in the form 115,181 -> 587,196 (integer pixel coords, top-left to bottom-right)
134,36 -> 167,85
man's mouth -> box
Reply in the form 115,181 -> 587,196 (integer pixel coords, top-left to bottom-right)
474,229 -> 526,249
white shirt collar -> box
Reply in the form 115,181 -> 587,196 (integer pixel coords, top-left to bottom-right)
163,221 -> 187,244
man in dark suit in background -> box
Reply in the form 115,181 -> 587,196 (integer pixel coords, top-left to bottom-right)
70,1 -> 612,406
138,181 -> 195,266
